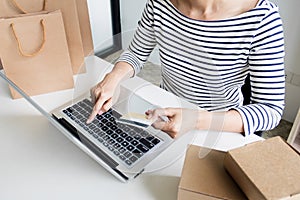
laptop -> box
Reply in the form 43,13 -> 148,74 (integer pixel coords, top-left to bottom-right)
0,57 -> 189,182
51,88 -> 174,182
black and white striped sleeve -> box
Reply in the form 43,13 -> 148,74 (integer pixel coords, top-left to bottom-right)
235,5 -> 285,135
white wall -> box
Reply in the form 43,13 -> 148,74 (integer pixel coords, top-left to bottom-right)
272,0 -> 300,122
119,0 -> 300,123
120,0 -> 146,49
87,0 -> 113,53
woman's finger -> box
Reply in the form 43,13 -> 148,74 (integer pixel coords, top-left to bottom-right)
87,91 -> 108,124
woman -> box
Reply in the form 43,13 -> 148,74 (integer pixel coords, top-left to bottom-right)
87,0 -> 285,138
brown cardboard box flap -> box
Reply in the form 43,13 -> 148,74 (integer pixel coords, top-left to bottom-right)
178,145 -> 247,200
224,136 -> 300,200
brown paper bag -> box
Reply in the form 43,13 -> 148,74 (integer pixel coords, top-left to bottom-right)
0,0 -> 47,16
46,0 -> 86,74
0,10 -> 74,99
0,0 -> 86,74
76,0 -> 94,56
0,0 -> 45,75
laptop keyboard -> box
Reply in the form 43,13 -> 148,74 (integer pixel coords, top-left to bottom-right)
62,99 -> 161,167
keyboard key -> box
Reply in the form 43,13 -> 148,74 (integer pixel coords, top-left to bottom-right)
140,138 -> 154,149
97,123 -> 104,128
103,142 -> 109,147
101,126 -> 108,131
133,127 -> 143,133
111,110 -> 122,118
97,138 -> 103,143
129,156 -> 138,163
109,117 -> 116,122
98,132 -> 105,138
104,113 -> 111,118
121,141 -> 129,147
137,144 -> 149,153
93,128 -> 101,134
113,143 -> 121,149
146,135 -> 154,141
131,140 -> 139,146
103,135 -> 110,141
128,130 -> 136,136
119,155 -> 126,161
119,147 -> 126,154
108,146 -> 114,152
132,149 -> 143,158
108,139 -> 115,145
83,99 -> 93,107
117,123 -> 125,129
102,118 -> 108,123
126,136 -> 133,142
116,129 -> 122,134
134,134 -> 141,140
141,131 -> 148,137
90,125 -> 96,130
106,122 -> 113,127
73,104 -> 79,110
125,160 -> 132,166
114,150 -> 120,156
127,145 -> 134,151
120,133 -> 128,138
116,137 -> 124,143
111,125 -> 118,130
96,115 -> 103,120
106,129 -> 113,135
124,151 -> 132,158
152,138 -> 161,145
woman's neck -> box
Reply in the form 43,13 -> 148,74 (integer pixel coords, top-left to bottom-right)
171,0 -> 259,21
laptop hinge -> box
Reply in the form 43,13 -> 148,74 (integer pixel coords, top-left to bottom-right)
53,115 -> 81,141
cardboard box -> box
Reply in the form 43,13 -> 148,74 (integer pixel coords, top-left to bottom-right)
224,136 -> 300,200
178,145 -> 247,200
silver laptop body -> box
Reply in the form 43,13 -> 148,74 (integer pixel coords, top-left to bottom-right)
0,69 -> 174,182
51,90 -> 174,182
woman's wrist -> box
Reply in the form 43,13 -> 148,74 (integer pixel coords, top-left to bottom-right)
195,109 -> 244,133
196,110 -> 212,130
110,61 -> 134,81
100,61 -> 134,88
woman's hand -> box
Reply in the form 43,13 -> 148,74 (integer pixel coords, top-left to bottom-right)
146,107 -> 245,138
145,108 -> 201,138
87,62 -> 134,124
87,73 -> 120,123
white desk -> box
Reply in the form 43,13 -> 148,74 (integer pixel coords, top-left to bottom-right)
0,56 -> 262,200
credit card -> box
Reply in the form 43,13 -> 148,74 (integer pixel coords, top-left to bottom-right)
116,113 -> 153,128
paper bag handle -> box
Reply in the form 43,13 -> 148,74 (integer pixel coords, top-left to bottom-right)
10,19 -> 46,57
10,0 -> 47,14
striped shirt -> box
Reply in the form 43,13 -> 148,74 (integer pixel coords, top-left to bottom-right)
118,0 -> 285,135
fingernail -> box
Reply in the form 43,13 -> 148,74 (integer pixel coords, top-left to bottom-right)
146,113 -> 152,119
86,118 -> 92,124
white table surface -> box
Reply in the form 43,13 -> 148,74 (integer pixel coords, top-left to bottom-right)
0,56 -> 262,200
